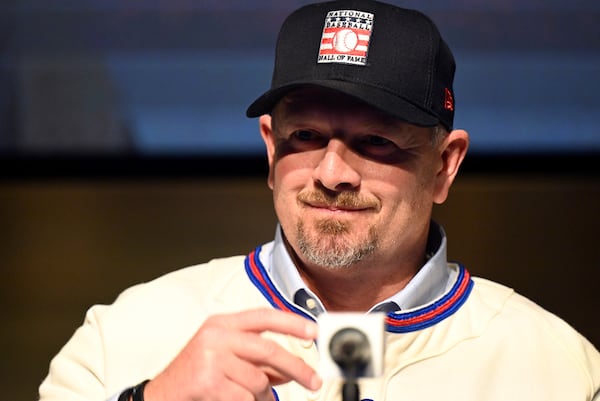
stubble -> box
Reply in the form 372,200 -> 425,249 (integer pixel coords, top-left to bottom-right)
296,219 -> 378,268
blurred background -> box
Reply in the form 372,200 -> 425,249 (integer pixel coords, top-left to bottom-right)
0,1 -> 599,400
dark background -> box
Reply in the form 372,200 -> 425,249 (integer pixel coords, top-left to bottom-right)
0,0 -> 599,156
0,1 -> 599,400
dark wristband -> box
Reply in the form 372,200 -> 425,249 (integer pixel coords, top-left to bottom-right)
117,387 -> 133,401
118,379 -> 150,401
132,379 -> 150,401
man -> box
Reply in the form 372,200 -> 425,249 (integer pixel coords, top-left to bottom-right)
39,1 -> 600,400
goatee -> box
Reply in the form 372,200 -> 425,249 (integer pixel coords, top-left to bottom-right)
296,219 -> 377,268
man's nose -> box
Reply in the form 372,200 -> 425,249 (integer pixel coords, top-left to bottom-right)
312,139 -> 361,191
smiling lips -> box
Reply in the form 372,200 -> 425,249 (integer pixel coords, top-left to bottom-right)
306,201 -> 368,212
297,190 -> 379,212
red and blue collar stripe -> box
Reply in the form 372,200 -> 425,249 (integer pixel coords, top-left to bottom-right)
244,245 -> 473,333
385,264 -> 473,333
245,245 -> 315,321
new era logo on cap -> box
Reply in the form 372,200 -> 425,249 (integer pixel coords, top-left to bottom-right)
318,9 -> 374,66
444,88 -> 454,111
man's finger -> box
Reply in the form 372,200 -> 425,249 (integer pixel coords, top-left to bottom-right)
207,308 -> 318,339
227,331 -> 321,391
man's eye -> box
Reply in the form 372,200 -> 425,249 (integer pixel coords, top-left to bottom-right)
352,135 -> 414,164
290,130 -> 327,149
292,130 -> 317,141
365,135 -> 392,146
275,130 -> 327,155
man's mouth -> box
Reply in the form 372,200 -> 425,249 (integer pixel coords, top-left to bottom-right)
298,190 -> 379,212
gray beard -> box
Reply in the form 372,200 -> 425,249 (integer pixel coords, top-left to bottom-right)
296,219 -> 378,269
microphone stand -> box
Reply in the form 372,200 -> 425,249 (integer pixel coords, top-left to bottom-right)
341,380 -> 360,401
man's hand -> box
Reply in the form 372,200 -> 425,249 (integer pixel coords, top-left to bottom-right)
143,308 -> 322,401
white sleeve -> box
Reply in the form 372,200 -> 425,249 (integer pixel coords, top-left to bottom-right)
106,391 -> 122,401
38,304 -> 111,401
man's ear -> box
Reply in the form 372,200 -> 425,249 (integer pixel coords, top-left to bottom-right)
259,114 -> 276,190
433,129 -> 469,204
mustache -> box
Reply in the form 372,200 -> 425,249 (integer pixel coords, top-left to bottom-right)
297,190 -> 379,210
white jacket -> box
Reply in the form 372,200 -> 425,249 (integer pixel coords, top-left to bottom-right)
39,244 -> 600,401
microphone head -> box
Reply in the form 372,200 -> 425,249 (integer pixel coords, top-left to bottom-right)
329,327 -> 371,378
318,312 -> 385,379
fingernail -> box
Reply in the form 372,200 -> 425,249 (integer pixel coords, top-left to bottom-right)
310,373 -> 323,390
305,322 -> 318,338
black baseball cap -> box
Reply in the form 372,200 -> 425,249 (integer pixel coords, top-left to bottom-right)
246,0 -> 456,131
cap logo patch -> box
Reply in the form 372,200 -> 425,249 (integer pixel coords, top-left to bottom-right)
318,9 -> 374,66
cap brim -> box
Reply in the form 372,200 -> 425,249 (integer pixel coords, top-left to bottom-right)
246,80 -> 440,128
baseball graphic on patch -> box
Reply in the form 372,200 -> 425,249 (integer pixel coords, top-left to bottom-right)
318,9 -> 374,66
333,29 -> 358,53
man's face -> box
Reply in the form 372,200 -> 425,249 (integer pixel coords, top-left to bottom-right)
260,87 -> 459,271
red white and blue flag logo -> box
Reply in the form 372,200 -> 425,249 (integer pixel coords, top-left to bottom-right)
318,9 -> 374,66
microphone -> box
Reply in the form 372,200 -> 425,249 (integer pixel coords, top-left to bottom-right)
329,327 -> 371,378
318,312 -> 385,401
329,327 -> 372,401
